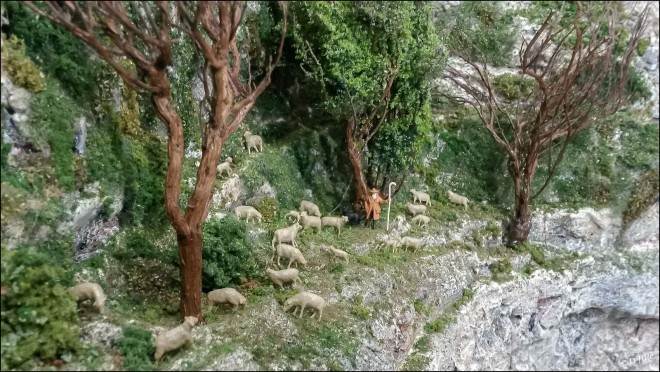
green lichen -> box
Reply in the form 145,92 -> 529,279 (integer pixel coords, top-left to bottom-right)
622,169 -> 659,229
636,38 -> 650,56
0,33 -> 45,92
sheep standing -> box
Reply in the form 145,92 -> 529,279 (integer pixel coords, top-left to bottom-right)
243,131 -> 263,154
216,157 -> 233,177
285,210 -> 301,223
410,189 -> 432,206
283,292 -> 326,321
207,288 -> 246,310
321,216 -> 349,236
234,205 -> 263,223
379,237 -> 401,253
272,222 -> 303,249
273,243 -> 308,269
406,202 -> 428,217
399,236 -> 423,253
68,282 -> 107,314
324,246 -> 349,262
266,268 -> 301,289
300,211 -> 322,233
447,190 -> 469,210
154,316 -> 198,364
411,214 -> 431,227
298,200 -> 322,217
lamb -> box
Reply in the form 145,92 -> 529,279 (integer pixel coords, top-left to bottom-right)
410,189 -> 432,206
298,200 -> 321,217
283,291 -> 326,321
271,222 -> 303,249
411,214 -> 431,227
321,216 -> 349,236
153,316 -> 198,364
243,131 -> 263,154
266,268 -> 302,289
399,236 -> 424,253
406,202 -> 428,217
216,157 -> 233,177
207,288 -> 246,310
68,282 -> 107,314
447,190 -> 469,210
285,210 -> 301,223
324,246 -> 349,262
379,237 -> 401,252
272,243 -> 308,269
299,211 -> 322,233
234,205 -> 263,223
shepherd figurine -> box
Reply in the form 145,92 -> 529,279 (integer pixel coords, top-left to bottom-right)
363,186 -> 389,229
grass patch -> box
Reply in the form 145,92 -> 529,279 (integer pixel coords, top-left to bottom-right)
115,325 -> 155,371
425,288 -> 474,333
414,299 -> 432,317
350,295 -> 371,320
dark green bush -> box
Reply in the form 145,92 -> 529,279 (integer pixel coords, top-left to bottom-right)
256,197 -> 279,222
199,216 -> 260,291
1,246 -> 80,370
115,325 -> 155,371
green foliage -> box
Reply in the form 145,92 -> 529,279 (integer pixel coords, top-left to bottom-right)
242,148 -> 306,210
350,295 -> 371,320
622,169 -> 659,228
0,33 -> 45,92
441,2 -> 516,66
273,288 -> 300,305
256,197 -> 279,222
200,216 -> 260,291
489,259 -> 513,282
625,67 -> 653,102
413,299 -> 431,316
492,74 -> 535,100
4,1 -> 106,101
425,288 -> 474,333
115,325 -> 155,371
1,246 -> 79,370
636,39 -> 650,56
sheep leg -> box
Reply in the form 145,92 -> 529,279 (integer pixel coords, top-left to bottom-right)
154,349 -> 164,364
277,255 -> 282,267
299,304 -> 306,318
287,258 -> 293,269
318,307 -> 323,321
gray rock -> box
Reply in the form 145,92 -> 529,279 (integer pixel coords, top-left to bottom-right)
81,320 -> 123,348
203,347 -> 262,371
74,116 -> 88,155
623,202 -> 660,253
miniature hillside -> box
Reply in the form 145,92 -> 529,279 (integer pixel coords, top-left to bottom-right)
1,1 -> 659,371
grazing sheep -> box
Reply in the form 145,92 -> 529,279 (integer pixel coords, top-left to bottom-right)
285,210 -> 301,223
272,243 -> 308,269
207,288 -> 246,309
298,200 -> 322,217
243,131 -> 263,154
399,236 -> 423,253
411,214 -> 431,227
406,202 -> 428,217
272,223 -> 303,249
266,268 -> 301,289
379,237 -> 401,252
283,292 -> 326,321
321,216 -> 349,236
234,205 -> 263,223
410,189 -> 432,206
69,282 -> 107,314
300,211 -> 322,233
154,316 -> 198,364
324,246 -> 349,262
216,157 -> 233,177
447,190 -> 469,209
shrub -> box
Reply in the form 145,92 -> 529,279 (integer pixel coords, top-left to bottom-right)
492,74 -> 535,100
0,33 -> 45,92
199,216 -> 260,291
115,325 -> 155,371
256,197 -> 279,222
636,38 -> 650,56
622,169 -> 659,229
1,247 -> 80,370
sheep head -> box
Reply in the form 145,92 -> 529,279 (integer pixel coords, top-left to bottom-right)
283,297 -> 295,311
341,216 -> 349,223
243,131 -> 252,138
184,316 -> 199,327
410,189 -> 417,194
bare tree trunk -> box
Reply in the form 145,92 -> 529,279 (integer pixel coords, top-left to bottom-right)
347,118 -> 369,204
176,229 -> 203,318
507,157 -> 537,247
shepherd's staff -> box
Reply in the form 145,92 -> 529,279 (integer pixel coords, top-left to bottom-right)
386,182 -> 396,231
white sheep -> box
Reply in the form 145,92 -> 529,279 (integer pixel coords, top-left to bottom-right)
273,243 -> 308,269
321,216 -> 349,236
283,291 -> 326,321
411,214 -> 431,227
154,316 -> 198,364
285,210 -> 301,223
68,282 -> 107,314
447,190 -> 469,209
299,211 -> 322,233
298,200 -> 321,217
266,268 -> 301,289
399,236 -> 423,253
243,131 -> 263,154
272,222 -> 303,249
324,246 -> 349,262
234,205 -> 263,223
379,237 -> 401,253
410,189 -> 432,206
406,202 -> 428,217
216,157 -> 233,177
207,288 -> 246,310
